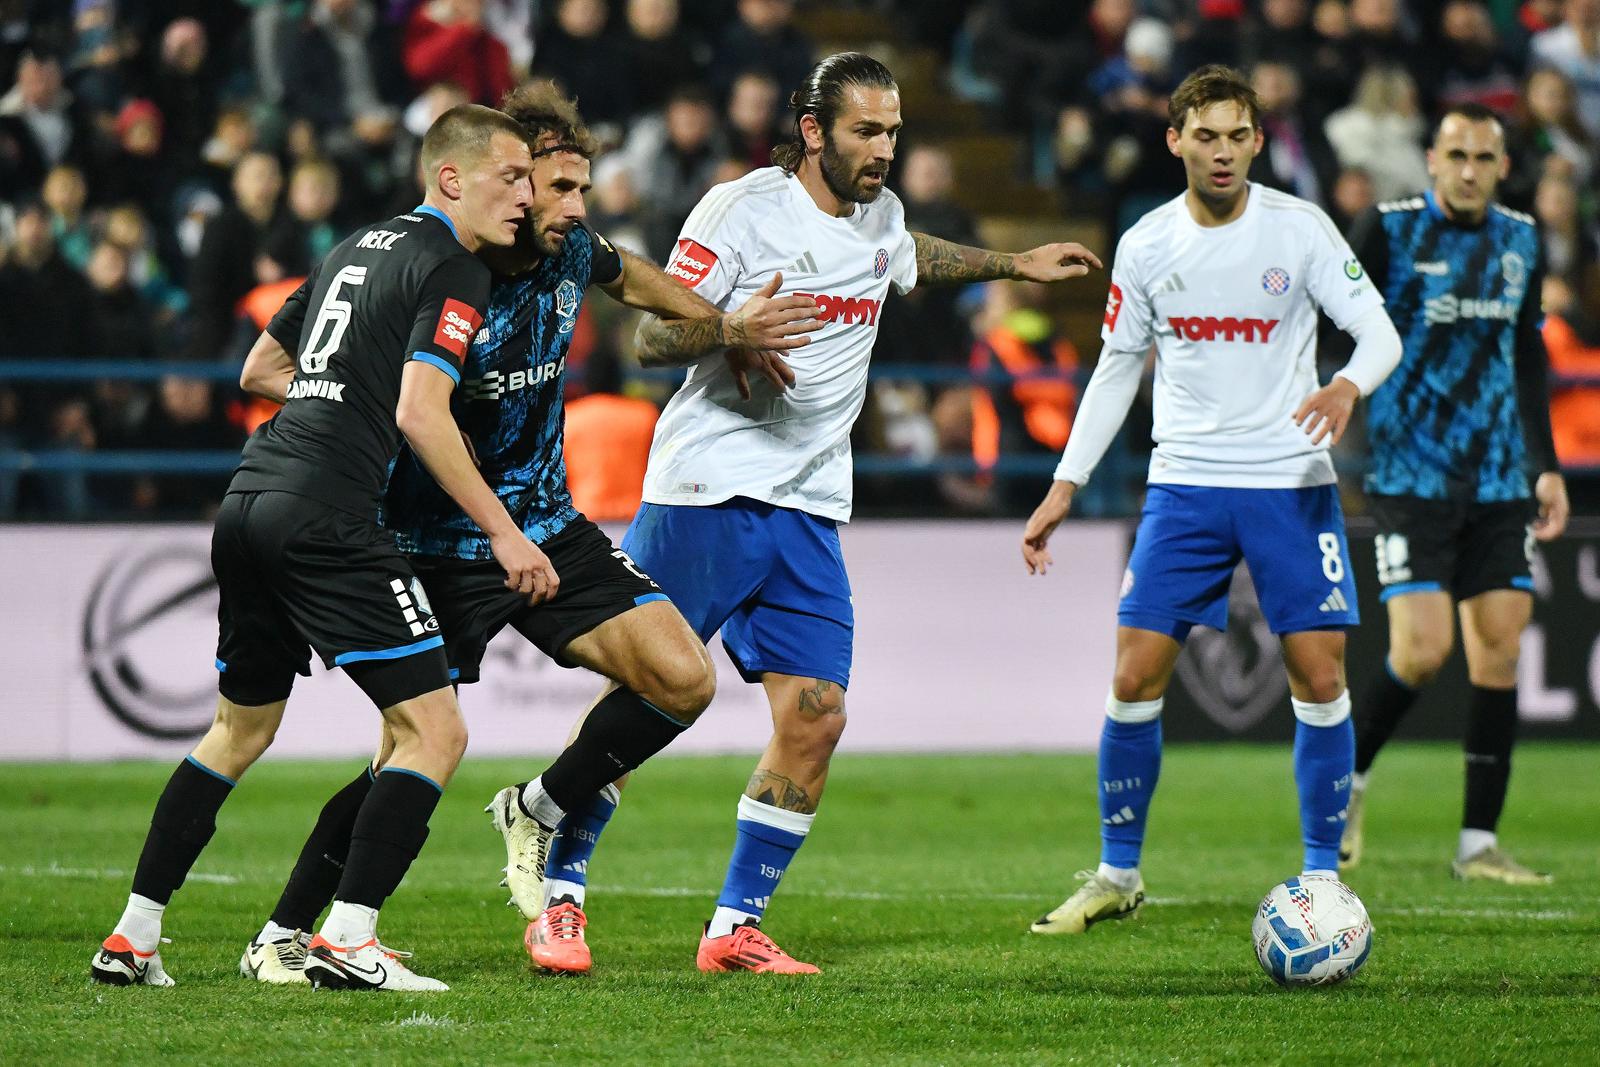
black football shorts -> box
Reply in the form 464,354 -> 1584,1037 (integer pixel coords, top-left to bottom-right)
212,490 -> 451,708
408,517 -> 668,684
1368,494 -> 1536,604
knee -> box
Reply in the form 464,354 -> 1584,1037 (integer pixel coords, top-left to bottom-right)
1293,663 -> 1348,706
638,648 -> 717,723
1467,630 -> 1522,686
776,683 -> 847,756
1111,669 -> 1165,704
212,706 -> 278,764
398,696 -> 469,766
1390,632 -> 1453,688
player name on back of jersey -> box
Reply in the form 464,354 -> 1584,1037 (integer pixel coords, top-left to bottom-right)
284,378 -> 345,402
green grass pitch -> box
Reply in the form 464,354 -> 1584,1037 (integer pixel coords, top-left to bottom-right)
2,744 -> 1597,1065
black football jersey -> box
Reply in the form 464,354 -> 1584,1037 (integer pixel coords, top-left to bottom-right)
229,206 -> 490,518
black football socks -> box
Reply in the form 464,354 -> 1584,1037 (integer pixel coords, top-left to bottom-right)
131,756 -> 237,904
532,687 -> 690,817
1353,661 -> 1423,775
269,763 -> 375,931
1463,685 -> 1518,834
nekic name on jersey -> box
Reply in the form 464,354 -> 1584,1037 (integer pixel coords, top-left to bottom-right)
355,229 -> 407,251
285,378 -> 346,402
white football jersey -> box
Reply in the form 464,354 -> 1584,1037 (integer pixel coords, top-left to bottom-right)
1103,184 -> 1383,488
642,167 -> 918,522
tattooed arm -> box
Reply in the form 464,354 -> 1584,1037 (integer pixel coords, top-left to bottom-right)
911,232 -> 1103,286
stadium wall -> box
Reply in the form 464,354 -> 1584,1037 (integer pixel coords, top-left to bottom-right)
4,522 -> 1596,761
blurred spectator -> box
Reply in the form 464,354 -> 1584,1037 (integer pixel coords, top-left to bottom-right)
404,0 -> 515,107
1242,0 -> 1348,115
68,0 -> 129,114
196,106 -> 258,200
187,151 -> 282,361
878,145 -> 979,367
723,69 -> 782,173
1347,0 -> 1411,69
1432,0 -> 1523,115
1329,166 -> 1378,230
1505,67 -> 1595,207
624,0 -> 709,115
712,0 -> 814,100
620,84 -> 729,260
41,162 -> 91,268
99,98 -> 172,227
0,50 -> 80,195
563,351 -> 658,521
588,158 -> 649,253
1531,0 -> 1600,138
1541,275 -> 1600,467
1324,66 -> 1430,200
0,202 -> 93,360
967,281 -> 1078,510
103,204 -> 186,323
135,376 -> 240,515
484,0 -> 536,74
265,158 -> 343,277
278,0 -> 403,151
1534,172 -> 1599,283
147,18 -> 215,167
1251,60 -> 1338,205
85,241 -> 153,361
533,0 -> 633,132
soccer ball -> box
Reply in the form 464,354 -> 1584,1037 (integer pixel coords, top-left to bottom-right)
1252,876 -> 1373,987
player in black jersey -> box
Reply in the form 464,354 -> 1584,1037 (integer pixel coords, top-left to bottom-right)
235,83 -> 820,981
1340,104 -> 1570,885
92,105 -> 551,993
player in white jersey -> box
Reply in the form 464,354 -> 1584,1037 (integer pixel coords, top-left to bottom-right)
1019,65 -> 1404,935
491,52 -> 1102,975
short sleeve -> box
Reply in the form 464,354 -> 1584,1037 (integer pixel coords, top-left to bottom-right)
663,186 -> 746,307
265,262 -> 321,352
1303,206 -> 1385,331
585,223 -> 623,286
405,253 -> 490,387
1099,235 -> 1154,352
889,223 -> 917,295
1345,207 -> 1391,294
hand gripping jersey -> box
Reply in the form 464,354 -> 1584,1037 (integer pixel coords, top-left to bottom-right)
644,167 -> 918,522
1351,193 -> 1549,502
385,222 -> 623,558
233,206 -> 490,517
1103,185 -> 1384,488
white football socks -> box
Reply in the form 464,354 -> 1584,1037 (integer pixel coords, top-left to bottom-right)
321,902 -> 378,947
707,906 -> 759,939
257,920 -> 299,944
1096,863 -> 1140,891
1458,828 -> 1496,862
545,878 -> 585,908
113,893 -> 165,953
519,777 -> 566,829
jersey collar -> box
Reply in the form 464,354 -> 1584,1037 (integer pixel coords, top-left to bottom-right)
413,204 -> 463,245
1423,189 -> 1487,230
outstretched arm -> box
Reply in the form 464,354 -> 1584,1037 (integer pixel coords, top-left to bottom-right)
912,232 -> 1103,285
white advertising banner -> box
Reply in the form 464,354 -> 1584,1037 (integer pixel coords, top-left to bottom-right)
2,521 -> 1125,760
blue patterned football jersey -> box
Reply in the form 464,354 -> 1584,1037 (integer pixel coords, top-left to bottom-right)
385,223 -> 623,558
1353,192 -> 1549,502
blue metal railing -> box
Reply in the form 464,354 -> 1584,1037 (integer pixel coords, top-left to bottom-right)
2,359 -> 1598,476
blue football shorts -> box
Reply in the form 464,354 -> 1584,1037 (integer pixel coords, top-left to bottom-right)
1118,483 -> 1360,640
621,497 -> 854,688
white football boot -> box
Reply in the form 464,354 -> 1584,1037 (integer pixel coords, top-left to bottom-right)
90,934 -> 176,986
486,784 -> 558,921
240,930 -> 312,984
303,935 -> 447,992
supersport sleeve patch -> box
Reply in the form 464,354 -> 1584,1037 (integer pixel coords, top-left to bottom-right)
432,298 -> 482,364
665,239 -> 719,288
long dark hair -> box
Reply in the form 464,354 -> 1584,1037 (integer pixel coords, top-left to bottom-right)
771,52 -> 897,173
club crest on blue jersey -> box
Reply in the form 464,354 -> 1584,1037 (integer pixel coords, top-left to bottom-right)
555,278 -> 580,333
873,247 -> 888,279
1261,267 -> 1291,295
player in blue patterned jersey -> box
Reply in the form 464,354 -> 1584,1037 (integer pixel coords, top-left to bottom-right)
237,83 -> 819,983
1341,103 -> 1570,885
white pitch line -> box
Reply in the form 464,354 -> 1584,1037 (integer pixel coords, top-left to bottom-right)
0,863 -> 239,885
1,865 -> 1577,921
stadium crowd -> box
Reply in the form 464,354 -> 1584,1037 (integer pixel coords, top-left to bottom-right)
0,0 -> 1595,519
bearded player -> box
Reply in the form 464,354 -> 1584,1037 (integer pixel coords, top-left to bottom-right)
1019,65 -> 1404,935
490,52 -> 1102,974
